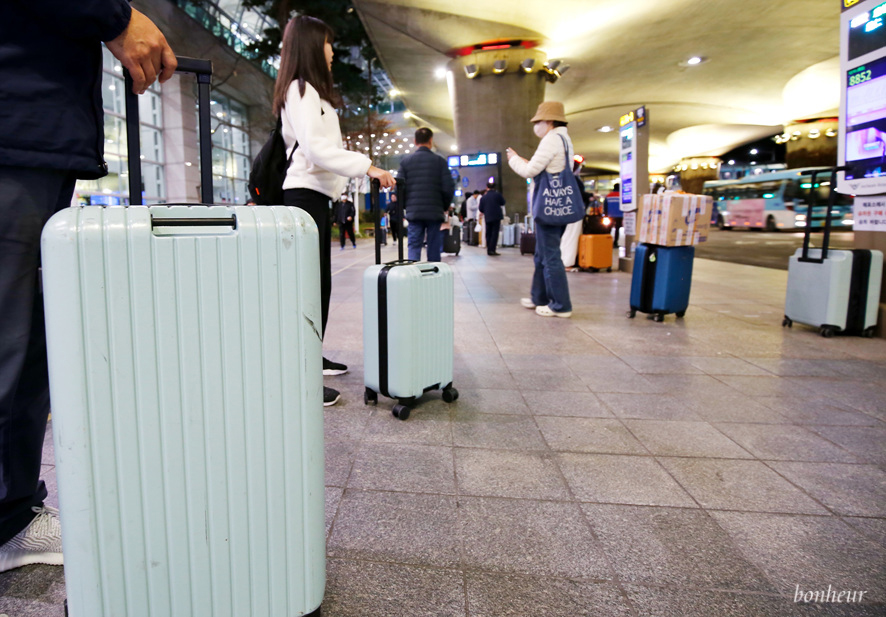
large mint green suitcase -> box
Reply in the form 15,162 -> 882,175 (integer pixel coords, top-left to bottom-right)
41,58 -> 325,617
362,179 -> 458,420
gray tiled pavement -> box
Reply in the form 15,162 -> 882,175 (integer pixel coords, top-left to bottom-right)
2,235 -> 885,616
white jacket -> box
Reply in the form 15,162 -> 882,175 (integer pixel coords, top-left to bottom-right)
466,194 -> 480,220
508,126 -> 573,179
281,81 -> 371,199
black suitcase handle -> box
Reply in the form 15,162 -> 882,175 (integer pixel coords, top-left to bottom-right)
124,57 -> 213,206
371,177 -> 406,265
799,166 -> 851,264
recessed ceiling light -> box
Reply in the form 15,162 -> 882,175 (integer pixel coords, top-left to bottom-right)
679,56 -> 708,67
597,126 -> 614,133
435,67 -> 447,79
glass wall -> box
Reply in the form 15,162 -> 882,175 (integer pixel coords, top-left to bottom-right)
74,46 -> 165,205
208,92 -> 251,203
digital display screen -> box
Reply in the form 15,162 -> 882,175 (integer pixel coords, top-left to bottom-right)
448,152 -> 501,168
845,55 -> 886,180
848,1 -> 886,60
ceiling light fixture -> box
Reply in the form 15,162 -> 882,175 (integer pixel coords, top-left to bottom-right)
679,56 -> 708,67
464,64 -> 479,79
597,126 -> 614,133
520,58 -> 535,73
493,59 -> 508,74
435,67 -> 447,79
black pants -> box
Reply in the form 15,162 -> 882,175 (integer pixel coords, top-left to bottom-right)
338,220 -> 355,248
485,220 -> 501,255
0,166 -> 76,545
612,217 -> 623,247
389,219 -> 400,243
284,189 -> 332,337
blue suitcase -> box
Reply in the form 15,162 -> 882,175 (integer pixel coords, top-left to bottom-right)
629,244 -> 694,322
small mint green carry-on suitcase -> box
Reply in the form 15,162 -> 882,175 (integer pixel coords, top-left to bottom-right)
41,59 -> 325,617
363,179 -> 458,420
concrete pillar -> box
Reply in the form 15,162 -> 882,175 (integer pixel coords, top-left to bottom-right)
449,49 -> 548,217
676,158 -> 721,195
161,74 -> 202,203
783,119 -> 838,168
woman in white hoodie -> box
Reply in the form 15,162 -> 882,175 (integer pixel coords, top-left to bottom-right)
274,16 -> 394,405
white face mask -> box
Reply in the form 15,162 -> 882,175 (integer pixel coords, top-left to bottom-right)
533,122 -> 550,138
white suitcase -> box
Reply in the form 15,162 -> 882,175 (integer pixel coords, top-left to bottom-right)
42,205 -> 325,617
501,224 -> 515,247
784,248 -> 883,337
41,58 -> 326,617
363,179 -> 458,420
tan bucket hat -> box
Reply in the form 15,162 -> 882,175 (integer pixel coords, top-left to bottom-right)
530,101 -> 567,123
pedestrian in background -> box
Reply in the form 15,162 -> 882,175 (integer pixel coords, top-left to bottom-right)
605,182 -> 623,249
274,15 -> 395,405
506,101 -> 575,318
334,194 -> 357,250
479,181 -> 505,256
388,191 -> 402,242
0,0 -> 176,573
396,127 -> 454,262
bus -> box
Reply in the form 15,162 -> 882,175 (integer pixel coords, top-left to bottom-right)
703,168 -> 854,231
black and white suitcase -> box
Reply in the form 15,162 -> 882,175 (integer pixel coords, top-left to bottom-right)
363,179 -> 459,420
784,168 -> 883,337
41,58 -> 325,617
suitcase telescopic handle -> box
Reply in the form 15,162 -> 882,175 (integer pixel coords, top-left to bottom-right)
799,166 -> 851,264
124,57 -> 213,206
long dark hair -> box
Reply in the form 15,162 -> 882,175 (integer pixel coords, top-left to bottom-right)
273,16 -> 338,116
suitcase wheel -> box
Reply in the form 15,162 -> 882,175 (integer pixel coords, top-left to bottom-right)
364,388 -> 378,406
607,267 -> 612,272
820,325 -> 837,338
65,599 -> 68,617
653,313 -> 665,323
392,404 -> 411,421
782,317 -> 792,328
442,387 -> 459,404
676,311 -> 686,318
627,308 -> 637,319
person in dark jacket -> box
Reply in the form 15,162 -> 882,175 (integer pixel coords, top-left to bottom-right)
396,127 -> 455,262
605,183 -> 624,248
0,0 -> 176,573
478,182 -> 506,255
388,192 -> 401,242
334,194 -> 357,249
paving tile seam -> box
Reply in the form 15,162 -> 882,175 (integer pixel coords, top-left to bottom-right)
508,383 -> 645,617
755,458 -> 860,518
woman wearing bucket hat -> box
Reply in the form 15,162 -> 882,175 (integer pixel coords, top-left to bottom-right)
506,101 -> 575,318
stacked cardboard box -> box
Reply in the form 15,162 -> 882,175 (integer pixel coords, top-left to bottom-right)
638,193 -> 713,246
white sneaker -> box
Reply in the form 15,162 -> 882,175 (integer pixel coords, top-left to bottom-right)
535,305 -> 572,318
0,506 -> 63,573
520,298 -> 537,309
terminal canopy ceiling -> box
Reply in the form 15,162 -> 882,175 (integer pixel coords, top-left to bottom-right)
353,0 -> 842,173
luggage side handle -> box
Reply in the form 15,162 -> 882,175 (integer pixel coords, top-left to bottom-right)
151,215 -> 237,229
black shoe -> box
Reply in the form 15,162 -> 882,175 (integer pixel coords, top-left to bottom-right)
323,357 -> 348,376
323,386 -> 341,407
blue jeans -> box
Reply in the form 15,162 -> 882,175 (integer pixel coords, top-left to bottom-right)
531,221 -> 572,313
407,220 -> 443,262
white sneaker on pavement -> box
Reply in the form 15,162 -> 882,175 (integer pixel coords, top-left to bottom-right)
535,305 -> 572,318
0,506 -> 63,573
520,298 -> 536,309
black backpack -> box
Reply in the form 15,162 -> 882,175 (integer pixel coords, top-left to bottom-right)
248,116 -> 297,205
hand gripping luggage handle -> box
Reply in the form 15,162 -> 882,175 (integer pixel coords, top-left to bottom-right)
124,57 -> 213,206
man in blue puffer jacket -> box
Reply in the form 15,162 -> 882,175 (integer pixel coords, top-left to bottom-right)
397,127 -> 455,262
0,0 -> 176,573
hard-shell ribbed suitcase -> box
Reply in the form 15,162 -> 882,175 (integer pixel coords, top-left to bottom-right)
501,224 -> 515,247
578,234 -> 613,271
629,244 -> 694,322
363,179 -> 458,420
783,168 -> 883,337
41,58 -> 325,617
